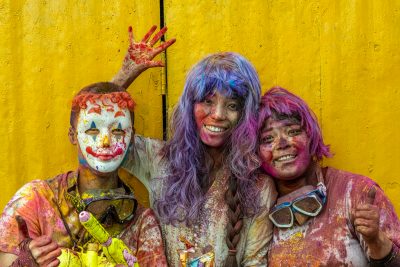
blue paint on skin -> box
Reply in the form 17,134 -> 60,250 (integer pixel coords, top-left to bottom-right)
78,154 -> 89,167
90,121 -> 97,142
118,122 -> 122,129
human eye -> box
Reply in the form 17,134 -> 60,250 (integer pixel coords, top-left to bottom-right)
227,101 -> 240,111
261,135 -> 274,144
203,98 -> 213,105
111,128 -> 125,136
85,128 -> 99,135
288,127 -> 303,136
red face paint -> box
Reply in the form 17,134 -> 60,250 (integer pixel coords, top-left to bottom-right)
194,92 -> 240,148
259,118 -> 312,180
114,111 -> 125,118
86,146 -> 124,161
88,107 -> 101,115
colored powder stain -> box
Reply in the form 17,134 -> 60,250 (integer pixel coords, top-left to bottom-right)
88,107 -> 101,115
86,146 -> 124,158
114,111 -> 125,118
78,156 -> 88,166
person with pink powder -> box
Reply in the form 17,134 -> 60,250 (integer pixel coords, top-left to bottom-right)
258,87 -> 400,266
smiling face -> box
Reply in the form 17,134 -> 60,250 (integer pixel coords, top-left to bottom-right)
259,117 -> 312,180
194,91 -> 241,148
76,99 -> 133,173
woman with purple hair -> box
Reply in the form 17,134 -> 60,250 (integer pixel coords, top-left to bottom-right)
114,31 -> 276,266
258,87 -> 400,266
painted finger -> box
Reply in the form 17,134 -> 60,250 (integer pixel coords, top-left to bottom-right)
45,259 -> 61,267
354,217 -> 375,227
30,236 -> 52,249
151,38 -> 176,57
31,240 -> 59,260
355,203 -> 375,210
366,185 -> 376,205
36,247 -> 61,266
128,26 -> 136,47
355,225 -> 374,236
149,26 -> 168,46
141,25 -> 158,43
354,209 -> 379,220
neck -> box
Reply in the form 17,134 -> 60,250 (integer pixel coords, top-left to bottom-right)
77,165 -> 119,194
206,146 -> 224,171
275,161 -> 319,196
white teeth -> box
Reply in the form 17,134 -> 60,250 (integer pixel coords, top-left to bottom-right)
204,125 -> 226,132
275,155 -> 296,162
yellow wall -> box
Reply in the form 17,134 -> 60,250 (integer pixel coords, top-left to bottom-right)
1,0 -> 399,215
164,0 -> 400,213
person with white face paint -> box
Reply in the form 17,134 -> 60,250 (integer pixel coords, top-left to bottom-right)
0,83 -> 168,267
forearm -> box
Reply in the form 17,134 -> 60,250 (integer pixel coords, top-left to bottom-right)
110,63 -> 145,89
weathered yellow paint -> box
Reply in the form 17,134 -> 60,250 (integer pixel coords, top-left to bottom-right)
0,1 -> 162,209
165,0 -> 400,213
1,0 -> 400,217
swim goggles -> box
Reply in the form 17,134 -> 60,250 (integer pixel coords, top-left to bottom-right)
269,182 -> 327,228
66,186 -> 138,224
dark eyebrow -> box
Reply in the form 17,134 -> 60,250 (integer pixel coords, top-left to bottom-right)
262,121 -> 300,132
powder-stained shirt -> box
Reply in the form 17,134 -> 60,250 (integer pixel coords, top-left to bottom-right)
123,135 -> 277,267
0,171 -> 167,267
268,167 -> 400,266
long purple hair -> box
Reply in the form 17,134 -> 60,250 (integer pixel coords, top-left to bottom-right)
258,86 -> 331,160
155,52 -> 262,224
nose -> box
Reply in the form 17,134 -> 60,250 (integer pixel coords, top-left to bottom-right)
101,134 -> 110,147
210,103 -> 226,120
277,135 -> 290,150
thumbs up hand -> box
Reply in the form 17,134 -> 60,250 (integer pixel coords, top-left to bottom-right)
354,186 -> 379,241
353,186 -> 392,260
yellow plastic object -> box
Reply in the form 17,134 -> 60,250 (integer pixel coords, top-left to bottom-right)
80,211 -> 139,267
57,249 -> 82,267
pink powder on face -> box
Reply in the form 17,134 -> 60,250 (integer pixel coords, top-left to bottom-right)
259,118 -> 312,181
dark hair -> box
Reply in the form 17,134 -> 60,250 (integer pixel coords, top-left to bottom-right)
70,82 -> 135,129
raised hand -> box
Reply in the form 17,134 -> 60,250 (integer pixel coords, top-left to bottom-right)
353,186 -> 392,260
112,25 -> 176,89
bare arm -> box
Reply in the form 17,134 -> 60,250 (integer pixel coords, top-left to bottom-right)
111,25 -> 176,89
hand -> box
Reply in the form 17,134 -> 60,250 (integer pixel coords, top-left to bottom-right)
112,25 -> 176,89
124,25 -> 176,69
354,186 -> 379,241
28,236 -> 61,267
353,186 -> 392,259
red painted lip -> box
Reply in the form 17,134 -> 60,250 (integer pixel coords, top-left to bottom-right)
86,147 -> 124,161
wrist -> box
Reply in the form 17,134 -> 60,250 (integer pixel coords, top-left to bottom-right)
368,231 -> 393,260
10,238 -> 38,267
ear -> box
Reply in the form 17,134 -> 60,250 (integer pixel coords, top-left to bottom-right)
68,127 -> 78,145
130,127 -> 135,144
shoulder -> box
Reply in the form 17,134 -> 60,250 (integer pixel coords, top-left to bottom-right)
134,135 -> 165,154
8,172 -> 72,207
325,167 -> 378,192
133,205 -> 160,227
257,173 -> 278,208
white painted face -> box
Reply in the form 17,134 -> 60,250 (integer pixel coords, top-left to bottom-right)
76,99 -> 132,173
